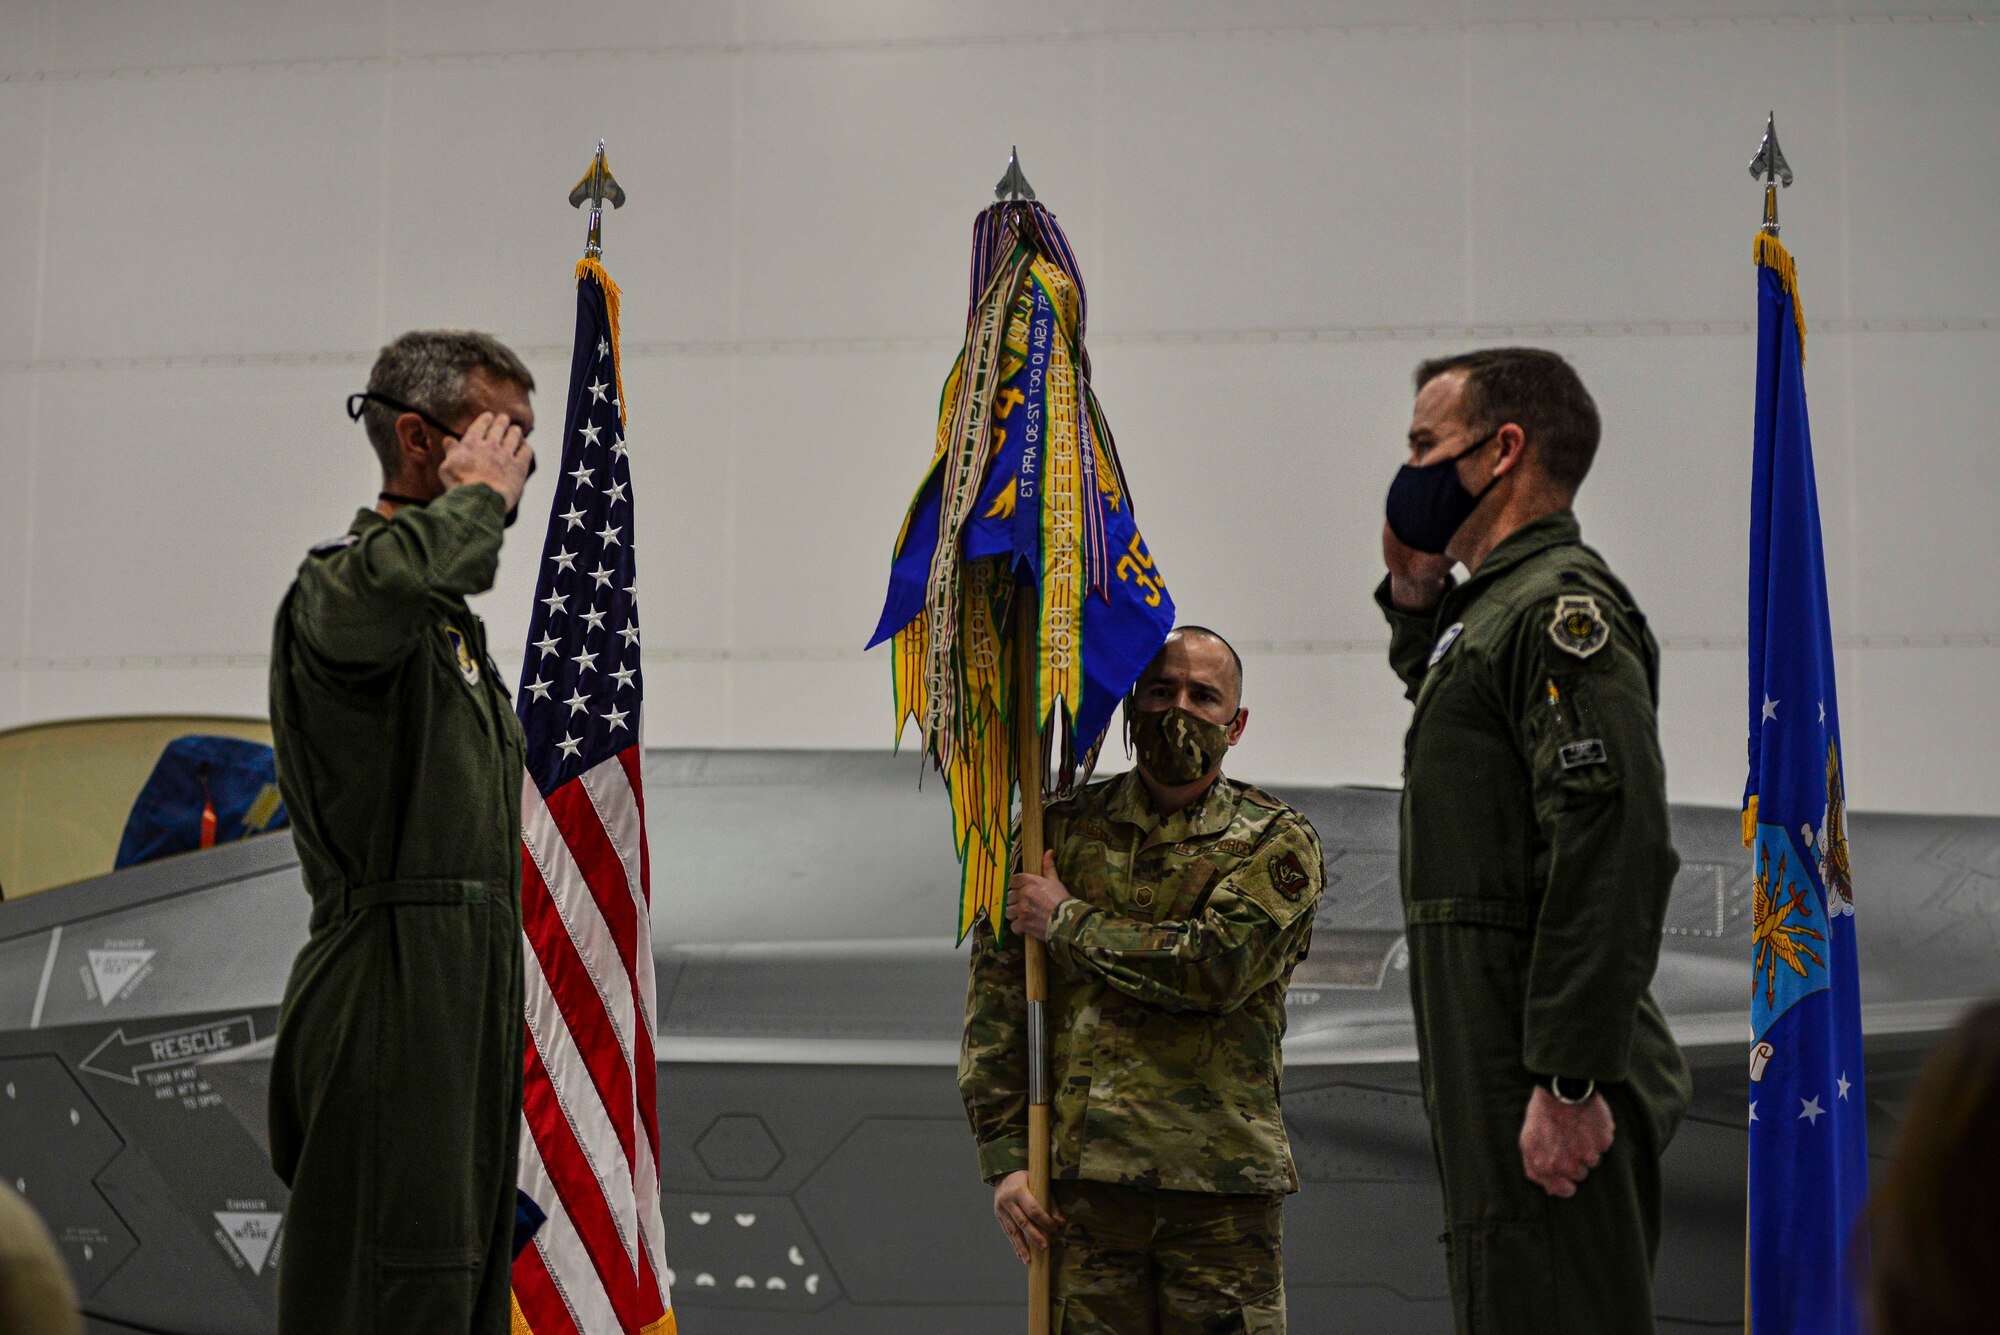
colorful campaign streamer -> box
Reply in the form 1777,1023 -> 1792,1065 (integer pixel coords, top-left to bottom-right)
870,199 -> 1173,942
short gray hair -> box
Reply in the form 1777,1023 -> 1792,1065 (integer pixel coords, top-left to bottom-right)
360,329 -> 535,474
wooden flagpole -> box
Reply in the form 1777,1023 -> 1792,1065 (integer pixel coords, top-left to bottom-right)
1014,594 -> 1053,1334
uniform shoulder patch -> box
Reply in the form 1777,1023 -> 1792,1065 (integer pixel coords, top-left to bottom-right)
1548,593 -> 1610,659
1269,851 -> 1311,902
444,627 -> 481,686
309,533 -> 359,556
1428,622 -> 1465,668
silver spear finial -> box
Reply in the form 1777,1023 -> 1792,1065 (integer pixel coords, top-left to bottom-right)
1749,113 -> 1792,236
994,146 -> 1036,203
569,139 -> 627,258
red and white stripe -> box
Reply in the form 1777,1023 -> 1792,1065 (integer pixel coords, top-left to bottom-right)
516,747 -> 673,1334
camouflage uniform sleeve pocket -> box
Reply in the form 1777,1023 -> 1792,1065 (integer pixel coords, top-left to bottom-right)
1235,819 -> 1323,930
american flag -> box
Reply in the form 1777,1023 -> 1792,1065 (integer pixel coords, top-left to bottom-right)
510,260 -> 674,1335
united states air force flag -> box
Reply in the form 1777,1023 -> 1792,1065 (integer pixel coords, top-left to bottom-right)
1743,231 -> 1867,1334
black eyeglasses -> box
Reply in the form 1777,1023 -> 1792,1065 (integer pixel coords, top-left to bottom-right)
347,391 -> 536,480
347,392 -> 458,438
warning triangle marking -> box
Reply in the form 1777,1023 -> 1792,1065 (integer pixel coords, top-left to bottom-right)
87,950 -> 156,1007
215,1212 -> 283,1275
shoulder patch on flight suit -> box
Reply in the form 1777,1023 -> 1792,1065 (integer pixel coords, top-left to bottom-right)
309,533 -> 359,556
1428,622 -> 1465,667
444,627 -> 481,685
1548,594 -> 1610,659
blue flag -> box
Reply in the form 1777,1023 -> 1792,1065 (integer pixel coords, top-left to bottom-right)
1744,232 -> 1868,1334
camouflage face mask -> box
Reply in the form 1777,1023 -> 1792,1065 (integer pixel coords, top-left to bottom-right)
1129,705 -> 1230,785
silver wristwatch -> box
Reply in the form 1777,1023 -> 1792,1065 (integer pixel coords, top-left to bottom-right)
1548,1075 -> 1596,1106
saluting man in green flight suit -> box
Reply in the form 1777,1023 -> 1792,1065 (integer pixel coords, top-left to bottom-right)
962,627 -> 1325,1333
268,331 -> 537,1335
1377,347 -> 1693,1333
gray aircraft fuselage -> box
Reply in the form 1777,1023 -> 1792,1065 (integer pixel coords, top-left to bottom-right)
0,749 -> 1990,1333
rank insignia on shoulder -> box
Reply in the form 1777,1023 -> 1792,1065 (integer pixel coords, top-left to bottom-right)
1559,739 -> 1608,770
309,533 -> 359,555
1270,851 -> 1311,902
1548,594 -> 1609,659
444,627 -> 480,686
1429,623 -> 1465,668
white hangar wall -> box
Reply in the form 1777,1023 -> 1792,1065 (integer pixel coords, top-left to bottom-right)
1,2 -> 1996,815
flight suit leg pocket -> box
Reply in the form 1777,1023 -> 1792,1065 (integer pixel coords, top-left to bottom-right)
1446,1221 -> 1553,1334
374,1244 -> 482,1331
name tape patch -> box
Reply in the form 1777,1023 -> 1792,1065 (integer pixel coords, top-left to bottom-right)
1558,739 -> 1608,770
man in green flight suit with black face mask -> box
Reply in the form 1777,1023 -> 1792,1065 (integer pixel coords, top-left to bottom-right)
961,626 -> 1325,1333
1378,347 -> 1693,1333
267,330 -> 536,1334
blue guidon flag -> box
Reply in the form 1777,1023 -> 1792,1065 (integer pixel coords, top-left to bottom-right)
511,258 -> 675,1335
1743,229 -> 1867,1334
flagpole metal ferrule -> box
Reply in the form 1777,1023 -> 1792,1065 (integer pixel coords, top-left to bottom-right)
569,138 -> 627,258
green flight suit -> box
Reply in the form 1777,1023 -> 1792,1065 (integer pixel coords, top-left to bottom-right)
267,484 -> 527,1335
1379,509 -> 1693,1334
960,770 -> 1324,1332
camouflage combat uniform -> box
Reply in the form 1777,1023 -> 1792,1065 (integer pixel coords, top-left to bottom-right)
1380,510 -> 1693,1334
960,768 -> 1325,1334
268,484 -> 526,1335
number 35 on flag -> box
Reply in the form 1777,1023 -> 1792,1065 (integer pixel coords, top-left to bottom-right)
1116,535 -> 1164,607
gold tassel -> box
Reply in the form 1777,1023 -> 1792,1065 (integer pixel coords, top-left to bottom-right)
576,256 -> 629,428
1752,232 -> 1807,359
1741,794 -> 1759,851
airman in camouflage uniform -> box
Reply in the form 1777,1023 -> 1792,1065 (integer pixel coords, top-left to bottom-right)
961,628 -> 1324,1334
1379,348 -> 1692,1333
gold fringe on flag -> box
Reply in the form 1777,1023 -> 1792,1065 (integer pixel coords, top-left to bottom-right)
577,255 -> 629,429
1753,232 -> 1806,358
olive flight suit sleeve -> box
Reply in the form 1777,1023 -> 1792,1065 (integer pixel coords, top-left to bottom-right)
1507,593 -> 1679,1085
291,484 -> 507,665
1375,574 -> 1453,701
1042,814 -> 1323,1016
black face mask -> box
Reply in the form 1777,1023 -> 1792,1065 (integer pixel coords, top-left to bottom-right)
1384,429 -> 1502,555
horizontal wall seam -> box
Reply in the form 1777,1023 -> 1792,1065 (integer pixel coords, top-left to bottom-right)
3,13 -> 1995,85
5,632 -> 1997,672
1,317 -> 1993,376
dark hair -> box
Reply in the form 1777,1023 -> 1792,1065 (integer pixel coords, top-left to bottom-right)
1869,999 -> 2000,1334
1172,625 -> 1243,704
1414,347 -> 1601,491
360,330 -> 536,476
1124,626 -> 1244,747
